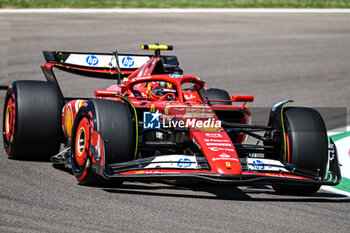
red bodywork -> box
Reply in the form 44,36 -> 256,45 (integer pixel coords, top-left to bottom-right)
55,55 -> 319,181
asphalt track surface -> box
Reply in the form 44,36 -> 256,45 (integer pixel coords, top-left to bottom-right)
0,13 -> 350,232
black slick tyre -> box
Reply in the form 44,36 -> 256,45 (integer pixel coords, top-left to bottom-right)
71,99 -> 135,185
205,88 -> 231,105
272,107 -> 328,195
3,81 -> 63,160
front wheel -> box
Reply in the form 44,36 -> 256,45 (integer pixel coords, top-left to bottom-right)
71,99 -> 135,185
272,107 -> 328,195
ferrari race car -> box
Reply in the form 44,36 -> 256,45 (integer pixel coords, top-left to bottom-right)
3,44 -> 341,195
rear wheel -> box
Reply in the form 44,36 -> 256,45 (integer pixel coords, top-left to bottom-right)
71,99 -> 135,185
205,88 -> 231,105
272,107 -> 328,195
3,81 -> 63,159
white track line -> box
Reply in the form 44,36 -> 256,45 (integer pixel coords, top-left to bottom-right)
321,186 -> 350,197
328,126 -> 350,136
1,8 -> 350,13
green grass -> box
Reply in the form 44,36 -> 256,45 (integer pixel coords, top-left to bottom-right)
1,0 -> 350,8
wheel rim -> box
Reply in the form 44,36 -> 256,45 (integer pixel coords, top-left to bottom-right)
286,132 -> 290,163
4,98 -> 14,143
74,117 -> 90,167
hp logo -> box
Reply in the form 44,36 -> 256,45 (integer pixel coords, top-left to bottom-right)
86,55 -> 98,66
252,160 -> 265,170
122,56 -> 134,67
177,158 -> 191,168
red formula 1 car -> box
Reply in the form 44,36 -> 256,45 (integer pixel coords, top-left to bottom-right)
3,44 -> 341,194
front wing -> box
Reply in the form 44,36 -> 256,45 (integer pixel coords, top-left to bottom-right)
92,142 -> 341,186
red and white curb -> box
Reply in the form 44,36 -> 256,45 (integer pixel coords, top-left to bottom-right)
322,126 -> 350,197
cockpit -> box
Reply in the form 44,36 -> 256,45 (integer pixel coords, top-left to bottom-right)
132,80 -> 178,101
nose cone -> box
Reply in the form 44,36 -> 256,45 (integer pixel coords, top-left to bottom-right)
191,131 -> 242,175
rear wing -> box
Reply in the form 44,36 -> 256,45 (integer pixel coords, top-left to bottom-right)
42,51 -> 180,81
43,51 -> 151,70
41,45 -> 181,97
